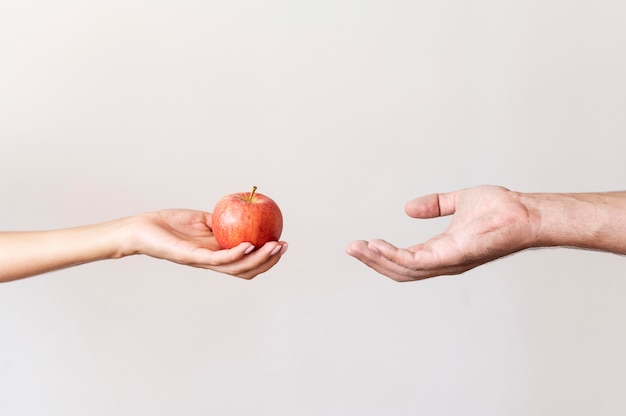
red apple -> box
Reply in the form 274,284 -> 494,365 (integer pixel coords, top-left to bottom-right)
212,186 -> 283,250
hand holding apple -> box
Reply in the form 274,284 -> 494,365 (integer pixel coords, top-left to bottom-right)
212,186 -> 283,250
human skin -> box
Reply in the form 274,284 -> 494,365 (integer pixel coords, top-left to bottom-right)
0,209 -> 288,283
346,185 -> 626,281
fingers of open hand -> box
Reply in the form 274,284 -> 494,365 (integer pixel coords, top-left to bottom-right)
346,240 -> 421,281
346,239 -> 469,282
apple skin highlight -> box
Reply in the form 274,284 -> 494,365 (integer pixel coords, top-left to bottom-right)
212,186 -> 283,250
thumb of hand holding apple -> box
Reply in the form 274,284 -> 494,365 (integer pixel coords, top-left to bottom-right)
212,186 -> 284,250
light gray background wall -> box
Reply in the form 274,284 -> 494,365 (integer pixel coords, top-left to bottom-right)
1,1 -> 625,415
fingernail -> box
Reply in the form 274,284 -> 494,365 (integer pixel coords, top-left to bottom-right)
280,243 -> 288,255
244,245 -> 255,254
270,245 -> 282,256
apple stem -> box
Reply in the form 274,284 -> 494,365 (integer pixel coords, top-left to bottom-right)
248,186 -> 257,203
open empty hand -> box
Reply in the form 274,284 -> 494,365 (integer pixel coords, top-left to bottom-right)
346,185 -> 626,281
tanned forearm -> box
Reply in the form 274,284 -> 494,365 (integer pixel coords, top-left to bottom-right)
523,191 -> 626,254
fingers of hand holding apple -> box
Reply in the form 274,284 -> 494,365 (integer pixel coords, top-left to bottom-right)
192,241 -> 288,280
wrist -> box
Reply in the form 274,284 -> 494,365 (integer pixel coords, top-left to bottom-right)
107,215 -> 139,259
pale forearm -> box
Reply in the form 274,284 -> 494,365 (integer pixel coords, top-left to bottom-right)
523,191 -> 626,254
0,217 -> 133,283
